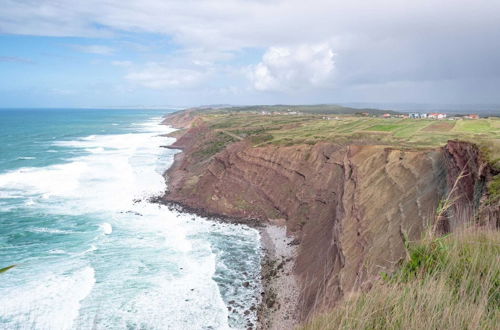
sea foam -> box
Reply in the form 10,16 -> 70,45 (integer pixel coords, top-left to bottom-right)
0,115 -> 261,329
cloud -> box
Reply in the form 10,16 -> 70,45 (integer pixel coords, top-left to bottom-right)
72,45 -> 115,55
0,56 -> 34,64
111,60 -> 133,67
251,43 -> 335,91
1,0 -> 500,103
125,63 -> 207,89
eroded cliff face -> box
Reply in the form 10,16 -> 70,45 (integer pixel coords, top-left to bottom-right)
442,141 -> 499,229
162,115 -> 496,321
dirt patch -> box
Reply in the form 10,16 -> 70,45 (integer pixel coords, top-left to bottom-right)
423,121 -> 455,132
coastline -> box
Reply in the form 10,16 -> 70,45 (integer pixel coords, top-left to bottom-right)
157,110 -> 499,329
154,198 -> 300,329
158,119 -> 300,329
258,224 -> 300,329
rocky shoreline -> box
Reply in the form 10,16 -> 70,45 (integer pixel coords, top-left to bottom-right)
152,195 -> 300,329
258,224 -> 300,329
157,130 -> 300,329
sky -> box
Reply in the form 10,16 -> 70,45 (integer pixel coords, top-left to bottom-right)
1,0 -> 500,108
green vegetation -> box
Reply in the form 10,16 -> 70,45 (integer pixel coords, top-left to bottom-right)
455,119 -> 492,132
365,124 -> 401,131
195,112 -> 499,161
193,131 -> 237,160
0,265 -> 15,274
487,174 -> 500,204
304,230 -> 500,330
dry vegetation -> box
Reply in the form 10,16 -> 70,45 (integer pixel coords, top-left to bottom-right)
303,229 -> 500,330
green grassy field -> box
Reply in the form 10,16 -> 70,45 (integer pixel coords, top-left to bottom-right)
200,113 -> 500,166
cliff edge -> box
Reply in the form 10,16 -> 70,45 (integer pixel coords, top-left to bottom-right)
161,110 -> 499,326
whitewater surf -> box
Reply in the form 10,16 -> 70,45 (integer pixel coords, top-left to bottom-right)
0,109 -> 262,329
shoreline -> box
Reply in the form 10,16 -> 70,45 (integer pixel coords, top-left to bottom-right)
152,198 -> 300,329
258,224 -> 300,329
156,119 -> 300,329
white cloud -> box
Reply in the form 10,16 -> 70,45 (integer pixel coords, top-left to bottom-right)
111,60 -> 133,67
251,43 -> 335,91
1,0 -> 500,103
72,45 -> 115,55
125,63 -> 207,89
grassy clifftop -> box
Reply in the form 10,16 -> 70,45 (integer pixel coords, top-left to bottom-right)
185,111 -> 499,165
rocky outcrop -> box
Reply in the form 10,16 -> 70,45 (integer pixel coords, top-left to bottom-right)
442,140 -> 499,229
162,113 -> 497,322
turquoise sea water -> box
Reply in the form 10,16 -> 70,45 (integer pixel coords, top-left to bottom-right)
0,109 -> 262,329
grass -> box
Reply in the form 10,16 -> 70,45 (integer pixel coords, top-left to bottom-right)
0,265 -> 15,274
303,229 -> 500,330
196,113 -> 500,162
365,123 -> 401,131
193,131 -> 237,160
455,120 -> 492,132
422,121 -> 455,132
487,174 -> 500,204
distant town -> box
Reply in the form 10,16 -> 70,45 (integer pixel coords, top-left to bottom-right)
380,112 -> 480,120
258,109 -> 482,120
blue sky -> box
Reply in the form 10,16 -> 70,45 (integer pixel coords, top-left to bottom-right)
0,33 -> 263,107
1,0 -> 500,108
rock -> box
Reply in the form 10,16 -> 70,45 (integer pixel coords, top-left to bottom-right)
242,281 -> 250,287
162,113 -> 494,321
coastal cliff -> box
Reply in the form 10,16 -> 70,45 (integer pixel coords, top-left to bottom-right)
161,111 -> 498,326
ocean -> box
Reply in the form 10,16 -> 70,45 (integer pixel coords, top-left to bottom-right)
0,109 -> 262,329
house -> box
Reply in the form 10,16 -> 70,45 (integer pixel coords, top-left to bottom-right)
409,112 -> 428,119
465,114 -> 480,119
383,113 -> 391,118
428,113 -> 447,119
